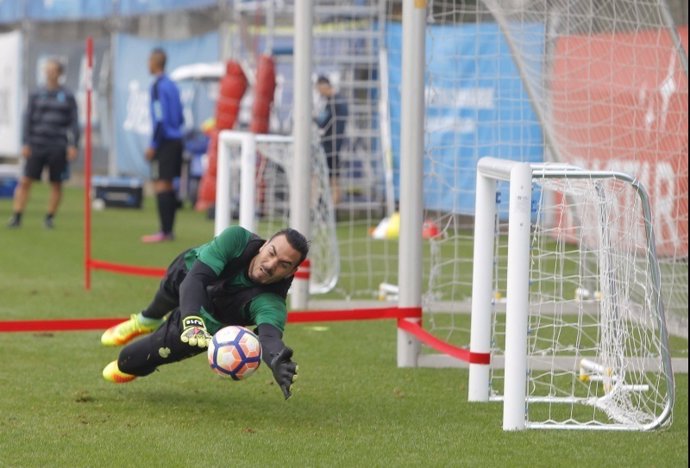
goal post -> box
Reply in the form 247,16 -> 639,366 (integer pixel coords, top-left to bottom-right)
469,156 -> 675,431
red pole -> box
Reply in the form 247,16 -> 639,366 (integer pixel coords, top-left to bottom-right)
84,37 -> 93,290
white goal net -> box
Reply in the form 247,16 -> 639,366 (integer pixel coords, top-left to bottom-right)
221,0 -> 687,357
216,132 -> 339,295
382,0 -> 688,375
254,136 -> 339,294
469,158 -> 674,431
414,0 -> 688,349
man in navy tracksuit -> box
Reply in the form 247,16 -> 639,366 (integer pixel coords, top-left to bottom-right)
141,48 -> 185,243
8,58 -> 79,229
314,75 -> 348,205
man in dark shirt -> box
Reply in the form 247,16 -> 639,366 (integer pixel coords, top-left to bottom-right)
7,58 -> 79,229
141,48 -> 185,243
314,75 -> 348,205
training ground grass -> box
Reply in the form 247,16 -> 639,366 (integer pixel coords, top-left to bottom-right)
0,185 -> 687,467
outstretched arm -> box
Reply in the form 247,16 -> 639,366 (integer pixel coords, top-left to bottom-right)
256,323 -> 298,400
179,260 -> 217,317
177,260 -> 218,348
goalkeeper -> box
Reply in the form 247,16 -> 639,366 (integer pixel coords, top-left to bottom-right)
101,226 -> 309,399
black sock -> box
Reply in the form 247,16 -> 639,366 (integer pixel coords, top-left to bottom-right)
156,192 -> 166,232
166,191 -> 178,234
13,212 -> 22,222
45,213 -> 54,221
157,190 -> 177,235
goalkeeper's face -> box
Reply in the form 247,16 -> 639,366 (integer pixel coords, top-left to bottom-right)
248,235 -> 301,284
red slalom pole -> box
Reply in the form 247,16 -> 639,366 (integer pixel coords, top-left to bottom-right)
84,37 -> 93,290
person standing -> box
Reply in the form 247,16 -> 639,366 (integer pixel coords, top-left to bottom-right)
7,58 -> 79,229
314,75 -> 348,205
141,48 -> 185,243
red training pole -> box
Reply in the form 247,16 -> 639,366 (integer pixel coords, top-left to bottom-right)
84,36 -> 93,290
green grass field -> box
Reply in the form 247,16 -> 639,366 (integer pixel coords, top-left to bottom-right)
0,185 -> 687,467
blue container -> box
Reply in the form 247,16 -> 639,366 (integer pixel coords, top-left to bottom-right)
0,177 -> 18,198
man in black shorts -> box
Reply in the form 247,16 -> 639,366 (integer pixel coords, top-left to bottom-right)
7,58 -> 79,229
101,226 -> 309,400
141,48 -> 185,243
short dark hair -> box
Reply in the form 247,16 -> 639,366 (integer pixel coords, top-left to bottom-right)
316,75 -> 331,86
270,228 -> 310,265
151,48 -> 167,69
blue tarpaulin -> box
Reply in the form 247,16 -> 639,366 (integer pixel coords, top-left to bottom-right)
25,0 -> 113,21
118,0 -> 216,16
386,22 -> 545,215
0,0 -> 216,23
0,0 -> 22,23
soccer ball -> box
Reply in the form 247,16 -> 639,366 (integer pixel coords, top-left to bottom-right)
207,326 -> 262,380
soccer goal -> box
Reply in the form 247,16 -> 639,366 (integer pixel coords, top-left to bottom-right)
215,130 -> 339,295
468,157 -> 675,431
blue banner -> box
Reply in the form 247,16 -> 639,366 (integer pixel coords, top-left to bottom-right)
119,0 -> 215,16
0,0 -> 22,23
113,32 -> 219,178
2,0 -> 217,23
26,0 -> 113,20
386,22 -> 544,215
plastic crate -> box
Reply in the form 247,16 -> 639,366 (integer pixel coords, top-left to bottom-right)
92,176 -> 143,209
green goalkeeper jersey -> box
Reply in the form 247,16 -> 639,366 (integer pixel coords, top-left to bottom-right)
183,226 -> 288,333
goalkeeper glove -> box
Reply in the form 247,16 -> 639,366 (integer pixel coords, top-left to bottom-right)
269,347 -> 298,400
180,316 -> 213,348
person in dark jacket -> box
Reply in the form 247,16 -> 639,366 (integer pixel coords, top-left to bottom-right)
314,75 -> 348,205
7,58 -> 79,229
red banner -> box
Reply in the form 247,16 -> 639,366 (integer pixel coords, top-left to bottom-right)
551,27 -> 688,257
